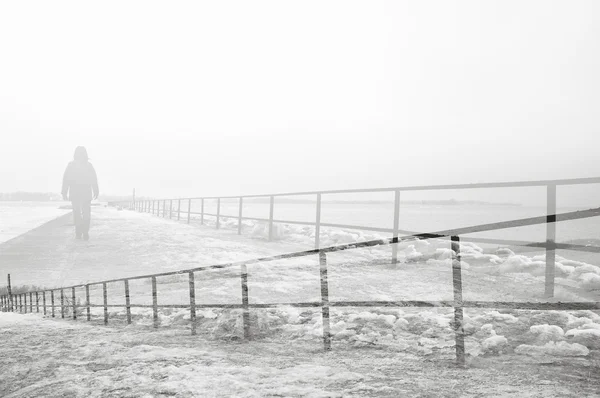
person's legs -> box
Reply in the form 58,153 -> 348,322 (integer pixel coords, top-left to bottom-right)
71,201 -> 83,238
82,201 -> 91,240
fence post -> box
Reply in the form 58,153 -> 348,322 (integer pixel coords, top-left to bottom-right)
177,199 -> 181,221
187,199 -> 191,224
19,294 -> 23,312
86,285 -> 91,321
29,292 -> 33,313
268,196 -> 275,241
23,293 -> 27,313
315,193 -> 322,249
43,291 -> 46,315
60,289 -> 65,318
216,198 -> 221,229
152,200 -> 155,215
103,282 -> 108,325
163,200 -> 167,218
451,236 -> 466,367
188,271 -> 197,336
152,276 -> 158,329
201,198 -> 205,225
319,252 -> 332,351
7,274 -> 12,312
238,197 -> 243,235
36,291 -> 39,313
545,184 -> 556,298
392,190 -> 400,265
169,199 -> 173,219
51,290 -> 55,317
240,264 -> 251,340
72,287 -> 77,320
125,280 -> 131,325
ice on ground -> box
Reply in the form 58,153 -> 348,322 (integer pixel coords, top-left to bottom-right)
529,324 -> 565,343
565,328 -> 600,349
515,341 -> 590,357
482,335 -> 508,354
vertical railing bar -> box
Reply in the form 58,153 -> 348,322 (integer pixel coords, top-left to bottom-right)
392,189 -> 400,265
268,196 -> 275,241
36,291 -> 39,313
19,294 -> 22,313
177,199 -> 181,221
545,184 -> 556,298
86,285 -> 91,321
451,235 -> 466,366
169,199 -> 173,219
315,193 -> 322,249
7,274 -> 12,312
216,198 -> 221,229
125,280 -> 132,324
319,252 -> 332,351
188,271 -> 197,336
238,197 -> 243,235
187,198 -> 191,224
72,287 -> 77,320
29,292 -> 33,313
43,291 -> 46,315
103,282 -> 108,325
152,276 -> 158,328
152,200 -> 155,216
23,293 -> 27,313
60,289 -> 64,318
201,198 -> 204,225
51,290 -> 55,317
240,264 -> 251,339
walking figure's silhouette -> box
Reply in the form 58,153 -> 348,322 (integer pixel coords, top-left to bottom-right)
61,146 -> 99,240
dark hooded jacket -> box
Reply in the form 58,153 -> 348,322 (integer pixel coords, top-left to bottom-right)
61,147 -> 99,201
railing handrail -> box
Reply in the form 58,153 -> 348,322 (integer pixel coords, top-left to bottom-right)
111,176 -> 600,202
11,206 -> 600,292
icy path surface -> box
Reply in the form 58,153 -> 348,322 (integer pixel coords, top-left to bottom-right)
0,206 -> 307,289
1,312 -> 599,398
0,202 -> 70,244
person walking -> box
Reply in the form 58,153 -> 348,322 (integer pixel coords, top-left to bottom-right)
61,146 -> 99,240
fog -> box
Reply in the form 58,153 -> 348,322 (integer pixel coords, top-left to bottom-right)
1,1 -> 599,205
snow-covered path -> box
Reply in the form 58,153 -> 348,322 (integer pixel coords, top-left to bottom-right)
2,312 -> 599,397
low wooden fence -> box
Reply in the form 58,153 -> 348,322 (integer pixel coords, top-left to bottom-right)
2,206 -> 600,365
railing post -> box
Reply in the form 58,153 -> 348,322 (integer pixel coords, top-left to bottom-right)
216,198 -> 221,229
85,285 -> 90,321
163,200 -> 167,218
19,294 -> 23,312
201,198 -> 205,225
23,293 -> 27,313
103,282 -> 108,325
72,287 -> 77,320
36,291 -> 39,313
187,199 -> 191,224
545,184 -> 557,298
451,236 -> 466,367
169,199 -> 173,219
238,197 -> 243,235
188,271 -> 197,336
319,252 -> 332,351
268,196 -> 275,241
60,289 -> 65,318
51,290 -> 55,317
152,276 -> 158,328
152,200 -> 155,215
43,291 -> 46,315
240,264 -> 251,340
125,280 -> 131,325
392,189 -> 400,265
29,292 -> 32,312
315,193 -> 322,249
7,274 -> 12,312
177,199 -> 181,221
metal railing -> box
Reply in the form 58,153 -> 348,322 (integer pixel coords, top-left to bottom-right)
2,205 -> 600,365
111,176 -> 600,297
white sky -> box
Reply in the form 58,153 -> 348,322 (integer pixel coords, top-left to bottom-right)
0,1 -> 599,205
